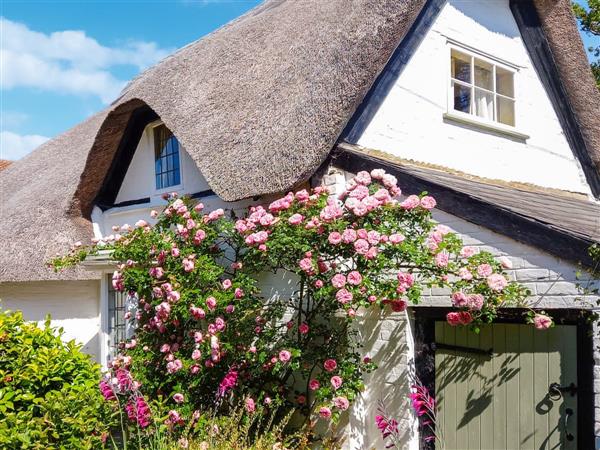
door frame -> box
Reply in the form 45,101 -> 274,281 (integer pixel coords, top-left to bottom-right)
412,307 -> 595,450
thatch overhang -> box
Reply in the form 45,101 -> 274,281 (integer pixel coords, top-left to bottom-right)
1,0 -> 598,282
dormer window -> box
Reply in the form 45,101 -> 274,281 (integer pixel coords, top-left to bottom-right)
154,124 -> 181,190
449,47 -> 516,127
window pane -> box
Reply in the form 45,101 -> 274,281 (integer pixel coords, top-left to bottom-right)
453,81 -> 471,114
173,170 -> 181,186
154,124 -> 182,189
496,67 -> 514,97
497,96 -> 515,126
474,58 -> 493,90
474,88 -> 494,120
451,49 -> 471,83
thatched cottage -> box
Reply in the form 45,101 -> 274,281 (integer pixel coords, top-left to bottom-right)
1,0 -> 600,448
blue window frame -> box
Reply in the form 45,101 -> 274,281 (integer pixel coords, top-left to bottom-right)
154,124 -> 181,190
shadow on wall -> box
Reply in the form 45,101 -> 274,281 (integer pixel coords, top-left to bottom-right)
342,308 -> 415,449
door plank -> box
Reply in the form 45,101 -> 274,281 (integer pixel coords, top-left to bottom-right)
505,323 -> 521,450
492,324 -> 507,449
533,326 -> 549,450
518,324 -> 535,450
479,325 -> 494,450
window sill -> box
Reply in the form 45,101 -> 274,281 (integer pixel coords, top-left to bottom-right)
443,112 -> 530,141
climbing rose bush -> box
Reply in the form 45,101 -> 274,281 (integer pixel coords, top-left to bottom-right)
53,168 -> 537,441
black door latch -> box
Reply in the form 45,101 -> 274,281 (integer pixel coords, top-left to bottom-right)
549,382 -> 578,398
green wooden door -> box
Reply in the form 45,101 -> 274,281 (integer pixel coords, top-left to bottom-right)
435,322 -> 577,450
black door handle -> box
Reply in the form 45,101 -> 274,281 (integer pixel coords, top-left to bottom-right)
564,407 -> 574,442
549,382 -> 578,399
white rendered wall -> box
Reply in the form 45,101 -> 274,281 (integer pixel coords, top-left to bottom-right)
115,122 -> 211,203
0,280 -> 102,362
356,0 -> 592,196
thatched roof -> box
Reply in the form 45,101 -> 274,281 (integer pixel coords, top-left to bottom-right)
1,0 -> 599,282
0,160 -> 12,171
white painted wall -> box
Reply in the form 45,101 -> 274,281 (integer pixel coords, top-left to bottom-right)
115,122 -> 210,203
0,280 -> 102,362
356,0 -> 592,196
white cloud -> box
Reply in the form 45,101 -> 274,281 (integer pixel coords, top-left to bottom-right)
0,131 -> 49,160
0,17 -> 173,103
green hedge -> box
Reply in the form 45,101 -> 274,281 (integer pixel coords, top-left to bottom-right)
0,309 -> 113,449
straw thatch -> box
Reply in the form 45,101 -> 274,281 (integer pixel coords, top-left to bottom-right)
1,0 -> 599,282
0,160 -> 12,171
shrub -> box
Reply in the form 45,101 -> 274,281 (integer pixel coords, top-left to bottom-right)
0,309 -> 113,449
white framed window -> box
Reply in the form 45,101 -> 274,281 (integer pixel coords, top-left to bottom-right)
447,44 -> 519,130
153,123 -> 182,191
106,274 -> 136,360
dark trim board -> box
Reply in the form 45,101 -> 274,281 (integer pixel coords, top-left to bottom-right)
332,149 -> 595,267
341,0 -> 447,143
97,190 -> 217,212
412,307 -> 596,449
94,106 -> 159,208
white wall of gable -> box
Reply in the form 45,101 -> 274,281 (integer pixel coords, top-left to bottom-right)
115,123 -> 211,203
356,0 -> 592,195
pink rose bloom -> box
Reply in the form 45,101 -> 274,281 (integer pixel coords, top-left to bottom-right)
354,239 -> 369,255
299,323 -> 309,334
390,300 -> 407,312
279,350 -> 292,363
225,304 -> 235,314
166,359 -> 183,374
207,208 -> 224,221
193,229 -> 206,245
401,195 -> 420,210
420,196 -> 436,209
336,289 -> 353,304
309,379 -> 320,391
234,288 -> 244,299
222,279 -> 232,290
331,273 -> 347,288
498,256 -> 513,269
397,272 -> 414,290
299,257 -> 314,274
288,213 -> 304,225
328,232 -> 342,245
259,213 -> 276,226
365,246 -> 379,260
314,279 -> 324,288
235,220 -> 248,233
206,297 -> 217,311
215,317 -> 226,331
295,189 -> 310,202
373,188 -> 391,203
466,294 -> 484,310
173,393 -> 184,404
324,359 -> 338,372
192,349 -> 201,360
460,246 -> 477,258
382,174 -> 397,188
355,170 -> 372,185
319,407 -> 332,419
475,264 -> 492,277
487,274 -> 508,291
150,210 -> 159,218
352,202 -> 368,217
349,184 -> 370,200
367,230 -> 381,245
389,233 -> 405,244
347,271 -> 362,286
193,202 -> 204,212
245,397 -> 256,413
182,258 -> 195,272
194,331 -> 204,343
446,312 -> 463,326
371,168 -> 385,179
333,396 -> 350,410
297,394 -> 307,405
357,228 -> 368,239
435,252 -> 450,267
190,306 -> 206,319
167,290 -> 180,302
458,268 -> 473,280
451,291 -> 468,307
533,314 -> 553,330
341,228 -> 358,243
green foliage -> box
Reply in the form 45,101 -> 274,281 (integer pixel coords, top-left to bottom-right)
573,0 -> 600,88
0,309 -> 113,449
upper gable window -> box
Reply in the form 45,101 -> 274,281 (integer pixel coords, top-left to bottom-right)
154,124 -> 181,190
449,47 -> 516,127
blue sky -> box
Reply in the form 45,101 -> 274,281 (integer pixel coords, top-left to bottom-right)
1,0 -> 261,159
0,0 -> 598,160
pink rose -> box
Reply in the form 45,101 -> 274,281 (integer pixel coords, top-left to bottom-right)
460,246 -> 477,258
206,297 -> 217,311
370,168 -> 385,179
309,379 -> 320,391
299,257 -> 314,274
390,300 -> 407,312
389,233 -> 405,244
477,264 -> 493,277
382,174 -> 397,188
167,290 -> 180,302
466,294 -> 484,310
498,256 -> 513,269
328,231 -> 342,245
435,252 -> 449,267
354,239 -> 369,255
533,313 -> 553,330
234,288 -> 244,299
487,274 -> 508,291
182,258 -> 195,272
295,189 -> 310,202
288,213 -> 304,225
331,273 -> 347,288
451,291 -> 468,308
336,289 -> 353,304
347,271 -> 362,286
319,407 -> 332,419
323,359 -> 337,372
400,195 -> 420,210
299,323 -> 309,334
192,349 -> 201,360
222,279 -> 232,290
173,393 -> 184,404
458,268 -> 473,280
279,350 -> 292,363
333,396 -> 350,410
341,229 -> 357,243
245,397 -> 256,413
420,196 -> 436,209
355,171 -> 372,185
